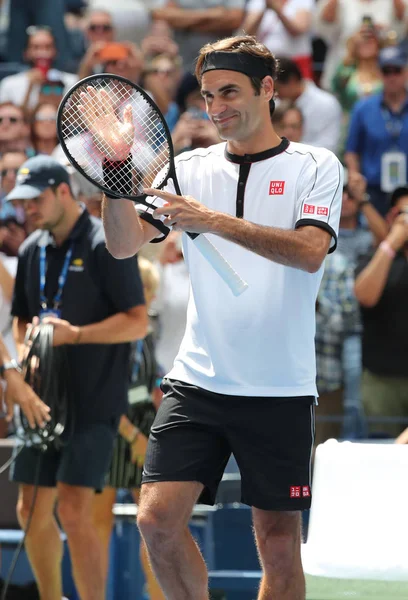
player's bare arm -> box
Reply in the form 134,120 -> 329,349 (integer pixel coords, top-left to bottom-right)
148,187 -> 331,273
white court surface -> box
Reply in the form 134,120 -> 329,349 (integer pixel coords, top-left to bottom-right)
302,440 -> 408,581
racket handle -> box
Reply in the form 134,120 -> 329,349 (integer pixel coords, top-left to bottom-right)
191,234 -> 248,296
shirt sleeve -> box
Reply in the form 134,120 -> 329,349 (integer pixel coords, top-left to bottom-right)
94,241 -> 145,313
295,150 -> 343,253
11,250 -> 30,319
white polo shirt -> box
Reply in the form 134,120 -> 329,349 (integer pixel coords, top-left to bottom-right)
141,138 -> 343,397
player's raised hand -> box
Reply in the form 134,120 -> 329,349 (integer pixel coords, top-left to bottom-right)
78,86 -> 134,160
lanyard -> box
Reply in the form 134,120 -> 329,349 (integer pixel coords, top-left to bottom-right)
381,106 -> 406,142
131,339 -> 144,379
39,244 -> 73,311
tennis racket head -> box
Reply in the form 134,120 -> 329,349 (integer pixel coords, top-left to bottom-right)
57,74 -> 176,206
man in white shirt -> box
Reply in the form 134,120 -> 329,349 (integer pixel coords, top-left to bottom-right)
0,27 -> 77,111
275,56 -> 342,154
83,35 -> 342,600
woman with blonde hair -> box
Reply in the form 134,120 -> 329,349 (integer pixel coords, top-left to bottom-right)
93,256 -> 164,600
331,26 -> 384,115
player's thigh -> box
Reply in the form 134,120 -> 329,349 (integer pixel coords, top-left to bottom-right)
229,396 -> 315,511
143,379 -> 231,505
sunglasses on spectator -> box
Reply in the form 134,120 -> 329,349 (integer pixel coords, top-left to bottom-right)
146,68 -> 176,76
1,168 -> 19,177
381,66 -> 404,75
88,24 -> 113,32
0,116 -> 22,124
35,114 -> 57,122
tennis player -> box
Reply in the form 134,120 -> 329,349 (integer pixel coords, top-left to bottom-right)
92,35 -> 342,600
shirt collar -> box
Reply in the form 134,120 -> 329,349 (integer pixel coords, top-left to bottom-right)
380,91 -> 408,112
224,137 -> 289,164
37,205 -> 90,248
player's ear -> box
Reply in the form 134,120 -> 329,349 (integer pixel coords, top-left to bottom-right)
261,76 -> 274,102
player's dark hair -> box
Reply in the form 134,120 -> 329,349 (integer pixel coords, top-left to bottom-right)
195,35 -> 278,119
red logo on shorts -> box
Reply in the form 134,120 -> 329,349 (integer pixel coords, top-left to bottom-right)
269,181 -> 285,195
290,485 -> 311,498
290,486 -> 301,498
303,204 -> 315,214
317,206 -> 329,216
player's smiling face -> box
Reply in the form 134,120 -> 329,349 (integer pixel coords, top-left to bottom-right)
201,70 -> 271,142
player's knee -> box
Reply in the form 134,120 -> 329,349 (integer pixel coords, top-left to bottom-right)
137,502 -> 179,545
258,527 -> 299,573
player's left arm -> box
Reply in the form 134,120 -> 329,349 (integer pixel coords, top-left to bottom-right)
146,151 -> 343,274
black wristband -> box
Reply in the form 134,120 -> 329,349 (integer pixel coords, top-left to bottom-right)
102,154 -> 133,199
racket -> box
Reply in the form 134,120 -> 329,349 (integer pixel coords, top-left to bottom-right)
56,74 -> 248,296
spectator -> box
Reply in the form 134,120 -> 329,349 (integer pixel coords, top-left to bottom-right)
85,9 -> 115,46
278,104 -> 303,142
76,10 -> 117,79
171,71 -> 220,154
150,1 -> 246,73
315,251 -> 358,445
0,27 -> 77,111
332,26 -> 383,115
0,150 -> 27,222
354,185 -> 408,438
7,155 -> 147,600
275,57 -> 342,152
30,102 -> 58,156
100,41 -> 144,84
6,0 -> 73,71
0,103 -> 30,155
315,0 -> 407,90
344,46 -> 408,217
141,19 -> 180,62
336,172 -> 388,439
141,54 -> 183,130
242,0 -> 314,79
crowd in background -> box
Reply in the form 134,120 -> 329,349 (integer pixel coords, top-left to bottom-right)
0,0 -> 408,448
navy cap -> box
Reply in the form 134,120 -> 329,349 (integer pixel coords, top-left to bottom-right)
5,155 -> 71,202
379,46 -> 407,69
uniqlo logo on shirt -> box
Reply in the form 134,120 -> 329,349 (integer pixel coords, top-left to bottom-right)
317,206 -> 329,216
290,486 -> 301,498
302,486 -> 311,498
303,204 -> 315,214
269,181 -> 285,195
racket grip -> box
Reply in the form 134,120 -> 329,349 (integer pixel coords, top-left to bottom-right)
192,234 -> 248,296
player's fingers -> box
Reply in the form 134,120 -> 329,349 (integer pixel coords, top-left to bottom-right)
144,188 -> 182,202
153,204 -> 179,219
99,88 -> 114,115
123,104 -> 134,127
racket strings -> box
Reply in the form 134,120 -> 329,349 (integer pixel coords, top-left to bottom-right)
59,77 -> 171,199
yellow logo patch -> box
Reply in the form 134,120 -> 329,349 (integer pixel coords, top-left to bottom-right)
72,258 -> 83,266
19,168 -> 30,174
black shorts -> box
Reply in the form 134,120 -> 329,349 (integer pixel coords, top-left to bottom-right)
142,379 -> 315,511
10,419 -> 118,490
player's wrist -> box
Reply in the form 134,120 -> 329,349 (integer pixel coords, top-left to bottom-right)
70,326 -> 82,345
128,427 -> 140,444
